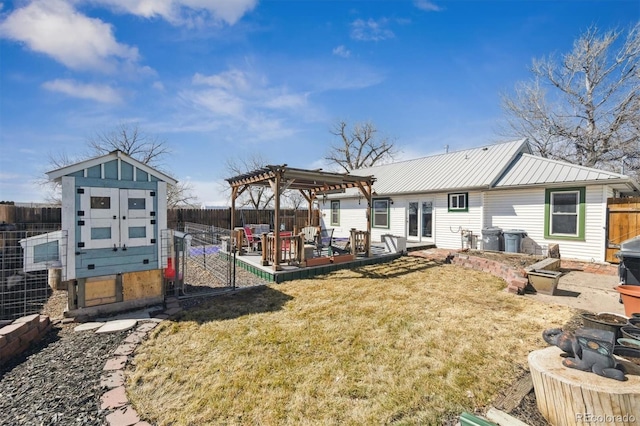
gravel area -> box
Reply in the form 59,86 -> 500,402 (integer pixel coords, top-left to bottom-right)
0,323 -> 128,426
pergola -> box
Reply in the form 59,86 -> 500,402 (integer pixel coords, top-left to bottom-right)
226,165 -> 376,270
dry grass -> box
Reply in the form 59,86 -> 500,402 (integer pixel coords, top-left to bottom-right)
127,257 -> 574,425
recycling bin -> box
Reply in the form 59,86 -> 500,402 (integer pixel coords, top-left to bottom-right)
481,227 -> 503,251
503,229 -> 528,253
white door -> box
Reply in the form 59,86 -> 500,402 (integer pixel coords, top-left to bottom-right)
80,188 -> 120,249
80,187 -> 154,250
120,189 -> 155,248
407,200 -> 434,243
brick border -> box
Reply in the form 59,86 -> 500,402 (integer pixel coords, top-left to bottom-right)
100,297 -> 182,426
410,249 -> 618,295
0,314 -> 52,366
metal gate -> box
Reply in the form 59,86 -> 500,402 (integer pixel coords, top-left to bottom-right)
1,228 -> 68,321
161,223 -> 266,297
605,197 -> 640,263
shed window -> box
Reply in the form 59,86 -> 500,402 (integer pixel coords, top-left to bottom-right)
448,193 -> 468,212
129,226 -> 146,238
34,241 -> 59,263
330,200 -> 340,226
90,197 -> 111,209
372,199 -> 390,228
91,227 -> 112,240
545,187 -> 585,240
128,198 -> 146,210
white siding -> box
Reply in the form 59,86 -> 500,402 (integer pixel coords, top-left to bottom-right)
433,191 -> 483,250
484,185 -> 608,261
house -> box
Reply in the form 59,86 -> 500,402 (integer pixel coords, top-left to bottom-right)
46,150 -> 177,315
320,139 -> 640,262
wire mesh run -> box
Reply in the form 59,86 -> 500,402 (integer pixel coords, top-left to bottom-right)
1,229 -> 68,321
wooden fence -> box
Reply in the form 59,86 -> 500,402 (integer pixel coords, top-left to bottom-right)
0,204 -> 319,232
606,197 -> 640,263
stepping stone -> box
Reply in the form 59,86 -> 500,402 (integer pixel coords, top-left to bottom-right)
101,386 -> 128,410
136,322 -> 157,333
106,405 -> 140,426
96,319 -> 137,334
113,342 -> 138,356
100,370 -> 125,389
74,322 -> 105,332
103,356 -> 128,371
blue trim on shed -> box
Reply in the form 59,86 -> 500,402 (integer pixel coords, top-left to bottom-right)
136,168 -> 148,181
87,165 -> 101,178
121,162 -> 134,181
104,160 -> 118,179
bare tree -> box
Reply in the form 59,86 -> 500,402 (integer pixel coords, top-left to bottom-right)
43,123 -> 198,207
500,24 -> 640,179
225,154 -> 274,209
325,120 -> 398,172
87,123 -> 170,168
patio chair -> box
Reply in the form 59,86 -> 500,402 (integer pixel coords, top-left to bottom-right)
315,228 -> 334,256
301,226 -> 319,244
243,226 -> 262,251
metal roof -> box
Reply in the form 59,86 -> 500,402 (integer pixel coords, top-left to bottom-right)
348,139 -> 529,194
494,153 -> 639,189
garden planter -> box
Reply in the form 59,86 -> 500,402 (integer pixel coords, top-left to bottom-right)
618,338 -> 640,350
613,345 -> 640,366
621,326 -> 640,341
616,285 -> 640,317
527,269 -> 562,295
581,312 -> 628,339
305,257 -> 331,267
330,254 -> 355,264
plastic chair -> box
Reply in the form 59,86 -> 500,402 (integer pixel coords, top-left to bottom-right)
243,226 -> 261,251
316,228 -> 334,256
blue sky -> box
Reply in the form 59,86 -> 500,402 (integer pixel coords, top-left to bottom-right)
1,0 -> 638,206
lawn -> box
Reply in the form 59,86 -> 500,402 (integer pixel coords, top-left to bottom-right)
127,257 -> 574,425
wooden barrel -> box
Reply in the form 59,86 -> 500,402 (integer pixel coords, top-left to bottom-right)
529,346 -> 640,426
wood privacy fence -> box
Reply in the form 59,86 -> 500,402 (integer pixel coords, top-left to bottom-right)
0,204 -> 319,232
168,208 -> 320,231
606,197 -> 640,263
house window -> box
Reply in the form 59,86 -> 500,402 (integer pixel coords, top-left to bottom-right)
330,200 -> 340,226
372,199 -> 390,228
448,193 -> 468,212
128,198 -> 146,210
545,187 -> 585,239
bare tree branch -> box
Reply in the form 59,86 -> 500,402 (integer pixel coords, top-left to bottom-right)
325,120 -> 398,172
499,23 -> 640,180
225,154 -> 274,210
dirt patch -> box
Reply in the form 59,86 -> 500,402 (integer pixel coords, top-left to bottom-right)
462,250 -> 544,270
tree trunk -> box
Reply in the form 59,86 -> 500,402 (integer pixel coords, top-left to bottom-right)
528,346 -> 640,426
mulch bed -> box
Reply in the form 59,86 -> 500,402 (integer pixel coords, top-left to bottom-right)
0,323 -> 128,425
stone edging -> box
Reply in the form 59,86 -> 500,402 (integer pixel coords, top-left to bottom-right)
100,297 -> 183,426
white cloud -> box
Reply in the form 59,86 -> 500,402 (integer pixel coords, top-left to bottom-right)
42,79 -> 122,103
152,81 -> 165,91
90,0 -> 258,27
350,18 -> 395,41
332,45 -> 351,58
0,0 -> 140,73
414,0 -> 443,12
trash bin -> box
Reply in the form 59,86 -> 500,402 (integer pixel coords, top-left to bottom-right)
481,227 -> 503,251
616,236 -> 640,286
503,229 -> 527,253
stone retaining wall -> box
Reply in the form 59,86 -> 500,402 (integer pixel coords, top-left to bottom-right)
0,314 -> 51,366
451,253 -> 528,294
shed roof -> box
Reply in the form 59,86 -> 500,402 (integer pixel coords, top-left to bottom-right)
348,139 -> 529,194
46,150 -> 178,185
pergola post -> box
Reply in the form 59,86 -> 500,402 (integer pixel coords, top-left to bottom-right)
273,171 -> 282,271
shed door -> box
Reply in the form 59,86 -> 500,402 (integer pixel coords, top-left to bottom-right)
120,189 -> 154,248
80,188 -> 120,249
80,187 -> 154,250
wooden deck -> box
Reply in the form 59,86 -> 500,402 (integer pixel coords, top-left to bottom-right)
234,243 -> 407,283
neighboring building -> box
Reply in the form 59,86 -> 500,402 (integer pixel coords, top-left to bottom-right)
46,150 -> 177,315
321,139 -> 640,262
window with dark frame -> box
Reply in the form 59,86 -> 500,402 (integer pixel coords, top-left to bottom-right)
372,199 -> 389,228
448,193 -> 468,212
330,200 -> 340,226
90,196 -> 111,209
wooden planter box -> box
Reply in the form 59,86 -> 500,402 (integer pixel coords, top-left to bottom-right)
304,254 -> 355,267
